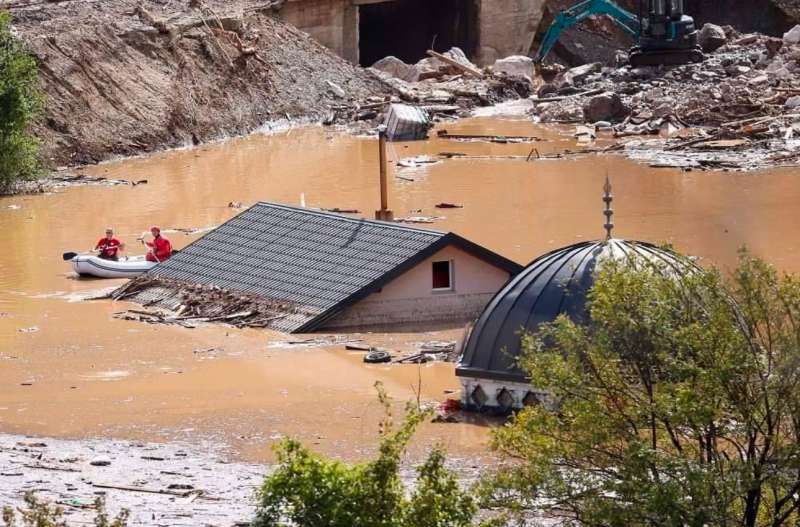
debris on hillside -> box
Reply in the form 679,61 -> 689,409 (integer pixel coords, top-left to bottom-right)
366,47 -> 533,122
9,0 -> 391,167
530,24 -> 800,170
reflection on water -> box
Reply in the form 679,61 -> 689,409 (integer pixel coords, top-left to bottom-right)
1,116 -> 799,461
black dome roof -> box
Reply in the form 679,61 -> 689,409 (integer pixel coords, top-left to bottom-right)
456,239 -> 693,384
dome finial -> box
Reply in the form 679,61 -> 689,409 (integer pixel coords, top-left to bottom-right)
603,175 -> 614,241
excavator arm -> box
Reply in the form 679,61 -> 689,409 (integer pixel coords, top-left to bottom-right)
534,0 -> 641,64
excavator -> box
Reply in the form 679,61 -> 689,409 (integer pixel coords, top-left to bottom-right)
534,0 -> 704,68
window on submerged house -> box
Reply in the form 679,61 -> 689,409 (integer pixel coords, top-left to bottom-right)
432,260 -> 453,290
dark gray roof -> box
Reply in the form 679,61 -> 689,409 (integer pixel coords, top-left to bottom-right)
149,202 -> 521,333
456,239 -> 694,383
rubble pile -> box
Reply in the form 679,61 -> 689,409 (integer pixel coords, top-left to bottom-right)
532,24 -> 800,170
112,276 -> 311,329
335,48 -> 533,129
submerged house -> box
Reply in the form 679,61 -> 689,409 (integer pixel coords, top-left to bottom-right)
133,201 -> 521,333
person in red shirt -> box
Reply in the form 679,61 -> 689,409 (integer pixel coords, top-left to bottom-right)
95,228 -> 123,261
144,226 -> 172,263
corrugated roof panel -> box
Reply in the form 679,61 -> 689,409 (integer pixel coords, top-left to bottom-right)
148,202 -> 446,332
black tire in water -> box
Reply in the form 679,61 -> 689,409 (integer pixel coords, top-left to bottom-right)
363,350 -> 391,364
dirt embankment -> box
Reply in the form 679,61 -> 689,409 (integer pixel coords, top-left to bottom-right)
9,0 -> 391,168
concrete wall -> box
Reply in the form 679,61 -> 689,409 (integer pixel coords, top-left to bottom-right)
324,244 -> 512,330
475,0 -> 546,65
277,0 -> 546,66
279,0 -> 359,63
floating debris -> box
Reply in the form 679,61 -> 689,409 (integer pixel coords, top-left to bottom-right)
436,129 -> 542,143
394,216 -> 444,224
396,155 -> 439,168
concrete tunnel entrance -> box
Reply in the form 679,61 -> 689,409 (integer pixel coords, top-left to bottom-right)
358,0 -> 479,67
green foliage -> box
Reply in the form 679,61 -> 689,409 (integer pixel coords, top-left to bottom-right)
0,10 -> 43,192
254,382 -> 482,527
2,493 -> 127,527
490,250 -> 800,527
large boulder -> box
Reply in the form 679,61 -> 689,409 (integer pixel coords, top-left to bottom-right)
416,47 -> 478,81
698,23 -> 727,53
563,62 -> 602,85
582,92 -> 629,122
371,56 -> 420,83
493,55 -> 534,79
784,25 -> 800,45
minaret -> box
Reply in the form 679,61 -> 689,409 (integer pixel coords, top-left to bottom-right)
603,176 -> 614,241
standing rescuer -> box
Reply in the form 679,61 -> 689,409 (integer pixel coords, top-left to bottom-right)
144,226 -> 172,263
95,228 -> 123,261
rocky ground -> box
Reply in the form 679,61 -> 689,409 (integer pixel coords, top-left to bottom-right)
531,24 -> 800,170
0,433 -> 262,525
9,0 -> 392,168
0,431 -> 492,526
7,1 -> 534,174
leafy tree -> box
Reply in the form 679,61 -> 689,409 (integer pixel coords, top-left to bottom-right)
0,10 -> 43,192
254,382 -> 483,527
491,251 -> 800,527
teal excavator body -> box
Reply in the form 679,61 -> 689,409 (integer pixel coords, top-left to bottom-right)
535,0 -> 703,67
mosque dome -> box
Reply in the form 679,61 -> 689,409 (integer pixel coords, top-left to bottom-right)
456,239 -> 691,396
455,175 -> 697,411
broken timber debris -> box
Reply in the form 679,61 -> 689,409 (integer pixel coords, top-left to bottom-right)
426,50 -> 484,79
436,130 -> 542,143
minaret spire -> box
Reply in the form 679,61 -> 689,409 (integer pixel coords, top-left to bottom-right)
603,176 -> 614,241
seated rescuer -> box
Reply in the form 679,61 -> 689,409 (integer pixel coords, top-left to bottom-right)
95,228 -> 122,261
145,226 -> 172,263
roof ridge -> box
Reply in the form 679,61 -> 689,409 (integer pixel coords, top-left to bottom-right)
254,201 -> 447,237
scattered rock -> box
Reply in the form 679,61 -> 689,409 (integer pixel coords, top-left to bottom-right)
699,23 -> 727,53
582,92 -> 629,122
783,25 -> 800,45
89,455 -> 111,467
370,56 -> 419,83
492,55 -> 534,80
564,62 -> 602,85
415,47 -> 477,80
325,80 -> 346,99
785,96 -> 800,109
765,37 -> 784,58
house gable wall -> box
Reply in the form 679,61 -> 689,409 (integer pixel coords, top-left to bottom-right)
322,244 -> 512,330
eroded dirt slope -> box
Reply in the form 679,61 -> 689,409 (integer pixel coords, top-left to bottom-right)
9,0 -> 390,167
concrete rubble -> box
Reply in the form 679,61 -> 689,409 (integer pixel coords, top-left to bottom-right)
343,47 -> 532,132
531,24 -> 800,170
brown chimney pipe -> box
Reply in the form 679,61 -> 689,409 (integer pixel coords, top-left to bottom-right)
375,128 -> 393,221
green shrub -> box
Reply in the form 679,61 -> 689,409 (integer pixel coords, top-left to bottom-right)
0,10 -> 43,192
491,250 -> 800,527
2,493 -> 128,527
254,382 -> 483,527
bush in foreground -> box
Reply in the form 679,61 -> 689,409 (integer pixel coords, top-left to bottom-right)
254,382 -> 489,527
491,250 -> 800,527
0,10 -> 43,192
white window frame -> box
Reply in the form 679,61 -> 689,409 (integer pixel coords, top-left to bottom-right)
432,259 -> 455,292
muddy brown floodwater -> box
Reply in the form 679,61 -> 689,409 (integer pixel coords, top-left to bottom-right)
2,114 -> 800,466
